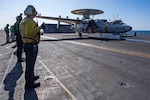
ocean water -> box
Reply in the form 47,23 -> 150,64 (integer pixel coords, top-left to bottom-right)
126,30 -> 150,36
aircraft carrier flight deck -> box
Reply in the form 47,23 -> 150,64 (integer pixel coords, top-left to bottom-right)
0,31 -> 150,100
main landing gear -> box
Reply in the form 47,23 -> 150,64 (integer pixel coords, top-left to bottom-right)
78,32 -> 82,38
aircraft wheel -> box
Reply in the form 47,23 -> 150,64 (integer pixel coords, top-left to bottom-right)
120,33 -> 125,40
78,32 -> 82,38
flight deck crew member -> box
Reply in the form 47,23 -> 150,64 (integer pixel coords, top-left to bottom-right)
20,5 -> 42,89
14,15 -> 23,63
10,25 -> 15,42
4,24 -> 10,43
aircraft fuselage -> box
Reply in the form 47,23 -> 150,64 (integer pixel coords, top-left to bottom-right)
75,19 -> 132,34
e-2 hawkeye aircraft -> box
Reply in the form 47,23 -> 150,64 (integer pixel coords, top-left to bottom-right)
36,9 -> 132,39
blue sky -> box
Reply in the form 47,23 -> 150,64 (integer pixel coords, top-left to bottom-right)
0,0 -> 150,30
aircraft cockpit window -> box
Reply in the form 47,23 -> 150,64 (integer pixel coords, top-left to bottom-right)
112,20 -> 124,24
117,21 -> 124,24
118,21 -> 123,24
100,19 -> 107,22
104,20 -> 107,22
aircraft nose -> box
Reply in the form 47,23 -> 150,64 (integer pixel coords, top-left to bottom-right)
129,26 -> 132,31
124,26 -> 132,32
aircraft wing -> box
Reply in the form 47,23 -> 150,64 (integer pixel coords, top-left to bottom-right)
36,15 -> 81,24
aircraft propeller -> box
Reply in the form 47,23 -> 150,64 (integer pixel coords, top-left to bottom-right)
86,19 -> 98,33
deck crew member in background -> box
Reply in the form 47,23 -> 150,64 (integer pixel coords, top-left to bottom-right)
14,15 -> 23,63
10,25 -> 16,42
4,24 -> 10,43
20,5 -> 43,89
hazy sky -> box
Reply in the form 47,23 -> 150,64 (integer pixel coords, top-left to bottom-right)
0,0 -> 150,30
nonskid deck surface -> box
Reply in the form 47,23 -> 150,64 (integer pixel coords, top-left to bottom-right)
0,31 -> 150,100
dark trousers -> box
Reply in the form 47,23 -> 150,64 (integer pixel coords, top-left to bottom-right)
6,33 -> 9,43
16,35 -> 23,62
24,43 -> 38,87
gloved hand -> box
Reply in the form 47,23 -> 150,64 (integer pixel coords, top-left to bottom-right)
40,23 -> 45,29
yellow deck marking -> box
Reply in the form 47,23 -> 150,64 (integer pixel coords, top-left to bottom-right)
40,36 -> 150,99
41,36 -> 150,59
65,41 -> 150,59
38,59 -> 76,100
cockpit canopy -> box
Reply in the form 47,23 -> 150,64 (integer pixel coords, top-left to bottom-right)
111,20 -> 125,25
